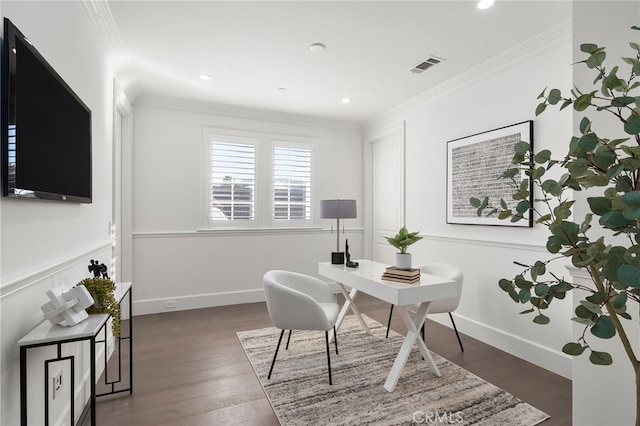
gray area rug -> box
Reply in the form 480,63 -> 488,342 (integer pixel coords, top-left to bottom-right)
237,314 -> 550,426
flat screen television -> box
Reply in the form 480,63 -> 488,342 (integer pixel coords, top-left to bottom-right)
1,18 -> 92,203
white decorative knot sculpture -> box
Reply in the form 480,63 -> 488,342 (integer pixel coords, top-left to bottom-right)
41,285 -> 95,327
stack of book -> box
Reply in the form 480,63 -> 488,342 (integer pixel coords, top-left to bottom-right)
381,266 -> 421,284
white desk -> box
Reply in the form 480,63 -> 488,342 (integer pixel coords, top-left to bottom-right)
318,260 -> 455,392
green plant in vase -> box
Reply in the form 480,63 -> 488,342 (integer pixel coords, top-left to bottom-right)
77,277 -> 120,337
384,226 -> 423,269
471,27 -> 640,425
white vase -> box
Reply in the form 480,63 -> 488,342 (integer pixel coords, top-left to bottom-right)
395,253 -> 412,270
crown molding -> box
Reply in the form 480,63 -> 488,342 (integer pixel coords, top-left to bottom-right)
81,0 -> 140,103
134,94 -> 363,132
363,19 -> 572,132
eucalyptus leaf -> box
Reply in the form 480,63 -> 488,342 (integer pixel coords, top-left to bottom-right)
547,89 -> 562,105
562,342 -> 586,356
591,315 -> 616,339
586,292 -> 605,304
586,51 -> 606,69
612,292 -> 628,309
534,149 -> 552,164
624,114 -> 640,135
579,117 -> 591,134
587,197 -> 612,215
617,264 -> 640,287
535,283 -> 550,297
620,191 -> 640,205
498,210 -> 512,220
533,314 -> 550,325
499,279 -> 515,292
574,93 -> 594,111
575,304 -> 595,319
580,43 -> 599,54
589,350 -> 613,365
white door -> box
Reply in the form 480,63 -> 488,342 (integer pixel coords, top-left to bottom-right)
371,128 -> 404,264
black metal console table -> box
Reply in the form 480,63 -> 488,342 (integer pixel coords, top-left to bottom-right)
18,282 -> 133,426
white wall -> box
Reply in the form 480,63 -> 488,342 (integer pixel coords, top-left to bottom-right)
131,97 -> 364,314
363,20 -> 574,378
0,2 -> 116,425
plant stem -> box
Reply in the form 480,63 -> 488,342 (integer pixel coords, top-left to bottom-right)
589,264 -> 640,425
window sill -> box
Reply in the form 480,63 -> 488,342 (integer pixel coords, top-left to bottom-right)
196,226 -> 324,236
133,227 -> 363,239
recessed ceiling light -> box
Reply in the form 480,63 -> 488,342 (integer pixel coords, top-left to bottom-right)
341,98 -> 351,104
278,87 -> 286,92
198,73 -> 211,81
310,42 -> 326,53
477,0 -> 494,9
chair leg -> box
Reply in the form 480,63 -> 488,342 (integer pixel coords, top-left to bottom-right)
325,330 -> 333,385
385,305 -> 394,338
333,325 -> 338,354
449,312 -> 464,352
421,322 -> 425,360
285,330 -> 292,350
267,329 -> 285,379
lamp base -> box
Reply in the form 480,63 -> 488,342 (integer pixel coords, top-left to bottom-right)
331,252 -> 345,265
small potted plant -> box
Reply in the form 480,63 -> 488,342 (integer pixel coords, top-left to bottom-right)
76,277 -> 121,337
384,226 -> 423,270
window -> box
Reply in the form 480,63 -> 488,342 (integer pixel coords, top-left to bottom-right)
205,130 -> 316,229
273,145 -> 311,221
209,139 -> 256,224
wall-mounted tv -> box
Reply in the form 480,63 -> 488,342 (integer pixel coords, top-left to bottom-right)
1,18 -> 92,203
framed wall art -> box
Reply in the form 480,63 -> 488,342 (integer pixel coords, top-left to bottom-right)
446,120 -> 533,227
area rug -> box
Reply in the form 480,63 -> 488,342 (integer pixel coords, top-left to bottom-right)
237,314 -> 550,426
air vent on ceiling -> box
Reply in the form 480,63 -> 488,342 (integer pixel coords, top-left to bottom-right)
410,56 -> 445,74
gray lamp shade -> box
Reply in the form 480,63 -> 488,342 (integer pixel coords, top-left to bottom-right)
320,199 -> 357,219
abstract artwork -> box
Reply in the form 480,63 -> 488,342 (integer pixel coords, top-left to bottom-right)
446,121 -> 533,226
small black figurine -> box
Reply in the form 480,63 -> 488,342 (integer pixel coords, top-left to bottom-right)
88,259 -> 101,278
99,263 -> 110,280
88,259 -> 110,280
345,239 -> 359,268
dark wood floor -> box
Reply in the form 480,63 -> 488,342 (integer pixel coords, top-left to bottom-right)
93,294 -> 571,425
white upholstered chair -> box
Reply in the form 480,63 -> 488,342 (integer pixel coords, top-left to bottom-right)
385,262 -> 464,352
263,270 -> 340,384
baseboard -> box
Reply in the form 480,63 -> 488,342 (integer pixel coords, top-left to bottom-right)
133,289 -> 266,315
429,312 -> 572,379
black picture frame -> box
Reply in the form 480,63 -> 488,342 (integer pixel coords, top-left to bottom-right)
446,120 -> 534,227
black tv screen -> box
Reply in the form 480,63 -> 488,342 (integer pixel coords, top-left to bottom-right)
2,18 -> 92,203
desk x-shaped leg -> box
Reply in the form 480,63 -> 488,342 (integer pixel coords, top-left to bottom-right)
383,301 -> 441,392
332,282 -> 371,342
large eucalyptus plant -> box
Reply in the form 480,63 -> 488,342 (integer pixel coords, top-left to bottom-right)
471,27 -> 640,425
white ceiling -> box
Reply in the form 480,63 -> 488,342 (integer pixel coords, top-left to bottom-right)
107,1 -> 572,123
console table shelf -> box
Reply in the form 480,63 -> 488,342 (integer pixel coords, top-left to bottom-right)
18,282 -> 133,426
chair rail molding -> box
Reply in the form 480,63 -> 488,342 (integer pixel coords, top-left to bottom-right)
0,240 -> 114,299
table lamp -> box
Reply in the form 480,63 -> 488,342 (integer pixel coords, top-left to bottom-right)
321,199 -> 357,264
